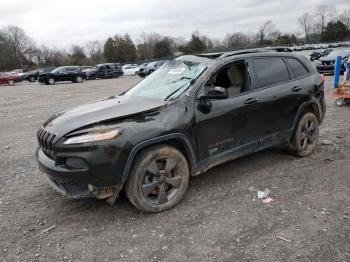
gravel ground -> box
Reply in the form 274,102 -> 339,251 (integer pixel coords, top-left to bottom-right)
0,65 -> 350,262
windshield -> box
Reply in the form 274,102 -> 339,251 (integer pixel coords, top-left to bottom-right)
327,50 -> 350,59
124,60 -> 206,101
51,67 -> 63,73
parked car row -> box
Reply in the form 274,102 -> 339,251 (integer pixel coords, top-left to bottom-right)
121,61 -> 168,77
315,48 -> 350,75
292,41 -> 350,51
1,59 -> 172,86
309,48 -> 333,61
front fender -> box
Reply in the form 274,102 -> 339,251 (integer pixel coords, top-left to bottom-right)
121,133 -> 197,183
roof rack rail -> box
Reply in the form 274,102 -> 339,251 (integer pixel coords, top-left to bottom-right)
196,52 -> 224,59
218,47 -> 293,59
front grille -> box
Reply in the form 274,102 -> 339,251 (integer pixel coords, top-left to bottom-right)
323,61 -> 334,66
37,127 -> 58,159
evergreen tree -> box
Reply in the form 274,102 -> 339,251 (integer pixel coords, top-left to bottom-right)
321,21 -> 350,42
103,37 -> 115,62
153,37 -> 173,59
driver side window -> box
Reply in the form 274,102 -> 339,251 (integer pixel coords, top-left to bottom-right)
204,61 -> 250,98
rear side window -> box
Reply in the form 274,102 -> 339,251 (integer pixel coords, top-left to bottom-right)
67,67 -> 78,72
286,58 -> 309,78
251,58 -> 290,89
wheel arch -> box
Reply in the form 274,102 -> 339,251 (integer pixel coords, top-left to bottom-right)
121,133 -> 197,184
292,101 -> 321,133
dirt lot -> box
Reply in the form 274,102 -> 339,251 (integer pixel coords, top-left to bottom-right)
0,70 -> 350,261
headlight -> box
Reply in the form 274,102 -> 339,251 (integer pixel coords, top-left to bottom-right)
64,128 -> 121,145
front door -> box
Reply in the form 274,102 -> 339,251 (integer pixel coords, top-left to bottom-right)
194,60 -> 261,162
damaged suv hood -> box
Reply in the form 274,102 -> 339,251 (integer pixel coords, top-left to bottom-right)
43,95 -> 166,136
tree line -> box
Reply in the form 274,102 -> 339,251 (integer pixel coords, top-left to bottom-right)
0,4 -> 349,71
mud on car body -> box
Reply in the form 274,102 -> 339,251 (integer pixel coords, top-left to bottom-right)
36,48 -> 326,212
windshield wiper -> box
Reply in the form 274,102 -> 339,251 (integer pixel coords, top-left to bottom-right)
164,87 -> 185,101
171,76 -> 192,84
164,78 -> 196,101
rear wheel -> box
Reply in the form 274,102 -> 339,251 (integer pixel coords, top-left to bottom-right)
74,76 -> 83,83
7,80 -> 15,86
288,113 -> 319,157
125,145 -> 189,213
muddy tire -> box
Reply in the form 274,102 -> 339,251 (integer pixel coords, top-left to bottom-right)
288,112 -> 319,157
125,144 -> 189,213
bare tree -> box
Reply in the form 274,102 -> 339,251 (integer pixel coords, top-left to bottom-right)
315,5 -> 337,34
339,10 -> 350,29
224,32 -> 252,49
138,32 -> 162,60
199,35 -> 214,50
86,40 -> 103,63
1,25 -> 33,64
298,13 -> 314,43
257,20 -> 280,45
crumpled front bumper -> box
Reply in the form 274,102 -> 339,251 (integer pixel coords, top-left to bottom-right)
36,147 -> 124,201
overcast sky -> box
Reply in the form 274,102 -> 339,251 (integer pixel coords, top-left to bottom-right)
0,0 -> 349,49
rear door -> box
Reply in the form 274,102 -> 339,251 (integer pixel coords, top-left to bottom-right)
248,57 -> 303,147
66,67 -> 77,80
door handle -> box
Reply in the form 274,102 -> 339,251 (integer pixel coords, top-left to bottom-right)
291,86 -> 302,92
244,98 -> 259,105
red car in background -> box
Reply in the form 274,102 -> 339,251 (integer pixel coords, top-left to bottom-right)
0,72 -> 22,86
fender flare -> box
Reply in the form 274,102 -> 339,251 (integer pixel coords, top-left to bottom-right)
291,100 -> 321,132
121,133 -> 197,183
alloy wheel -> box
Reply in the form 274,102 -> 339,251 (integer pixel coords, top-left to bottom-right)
141,157 -> 182,205
299,117 -> 317,153
48,78 -> 55,85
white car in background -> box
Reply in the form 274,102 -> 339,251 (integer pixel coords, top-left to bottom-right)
122,64 -> 140,76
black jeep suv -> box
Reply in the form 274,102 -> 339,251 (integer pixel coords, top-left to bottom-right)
84,63 -> 123,80
36,49 -> 326,212
38,66 -> 85,85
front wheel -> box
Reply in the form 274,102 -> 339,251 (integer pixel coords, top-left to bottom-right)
47,78 -> 55,85
28,76 -> 35,82
7,80 -> 15,86
287,112 -> 319,157
125,145 -> 189,213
